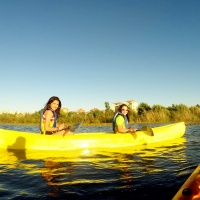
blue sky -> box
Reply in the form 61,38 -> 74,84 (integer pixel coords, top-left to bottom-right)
0,0 -> 199,113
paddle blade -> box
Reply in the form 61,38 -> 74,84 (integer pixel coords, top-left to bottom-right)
69,122 -> 83,133
141,125 -> 154,136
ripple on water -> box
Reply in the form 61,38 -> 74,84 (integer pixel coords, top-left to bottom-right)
0,124 -> 199,200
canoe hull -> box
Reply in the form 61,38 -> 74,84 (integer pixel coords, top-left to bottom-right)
0,122 -> 186,151
173,165 -> 200,200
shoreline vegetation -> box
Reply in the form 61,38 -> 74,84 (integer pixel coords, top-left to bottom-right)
0,102 -> 200,126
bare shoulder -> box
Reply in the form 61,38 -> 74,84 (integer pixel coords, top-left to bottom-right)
44,110 -> 53,116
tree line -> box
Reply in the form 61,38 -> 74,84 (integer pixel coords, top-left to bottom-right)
0,102 -> 200,125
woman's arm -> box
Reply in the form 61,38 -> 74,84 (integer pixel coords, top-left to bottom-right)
115,115 -> 137,133
116,125 -> 137,133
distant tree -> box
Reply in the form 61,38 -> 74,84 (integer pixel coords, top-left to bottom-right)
105,102 -> 111,111
167,104 -> 191,121
104,102 -> 114,123
151,104 -> 170,122
152,104 -> 166,111
1,102 -> 200,125
137,102 -> 151,115
189,106 -> 200,120
128,107 -> 138,123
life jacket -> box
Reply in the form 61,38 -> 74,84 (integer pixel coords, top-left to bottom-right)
40,108 -> 58,134
112,112 -> 129,133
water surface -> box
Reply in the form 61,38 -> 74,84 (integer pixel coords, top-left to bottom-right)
0,123 -> 199,200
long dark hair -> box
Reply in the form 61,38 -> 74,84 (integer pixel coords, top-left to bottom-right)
118,104 -> 130,122
43,96 -> 62,116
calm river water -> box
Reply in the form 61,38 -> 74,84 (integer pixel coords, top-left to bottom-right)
0,123 -> 199,200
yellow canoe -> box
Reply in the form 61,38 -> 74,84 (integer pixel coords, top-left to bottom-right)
172,165 -> 200,200
0,122 -> 185,151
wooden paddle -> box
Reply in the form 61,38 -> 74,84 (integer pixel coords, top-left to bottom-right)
140,125 -> 154,136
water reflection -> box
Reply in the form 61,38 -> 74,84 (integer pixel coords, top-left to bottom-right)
42,160 -> 75,197
0,134 -> 188,199
0,137 -> 187,166
7,149 -> 27,160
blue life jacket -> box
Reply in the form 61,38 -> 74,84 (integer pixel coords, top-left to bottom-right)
112,112 -> 129,133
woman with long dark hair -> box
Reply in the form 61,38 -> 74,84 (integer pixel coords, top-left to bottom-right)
40,96 -> 71,136
112,104 -> 137,133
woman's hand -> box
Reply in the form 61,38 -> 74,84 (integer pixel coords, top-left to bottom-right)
58,123 -> 65,131
129,128 -> 138,133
